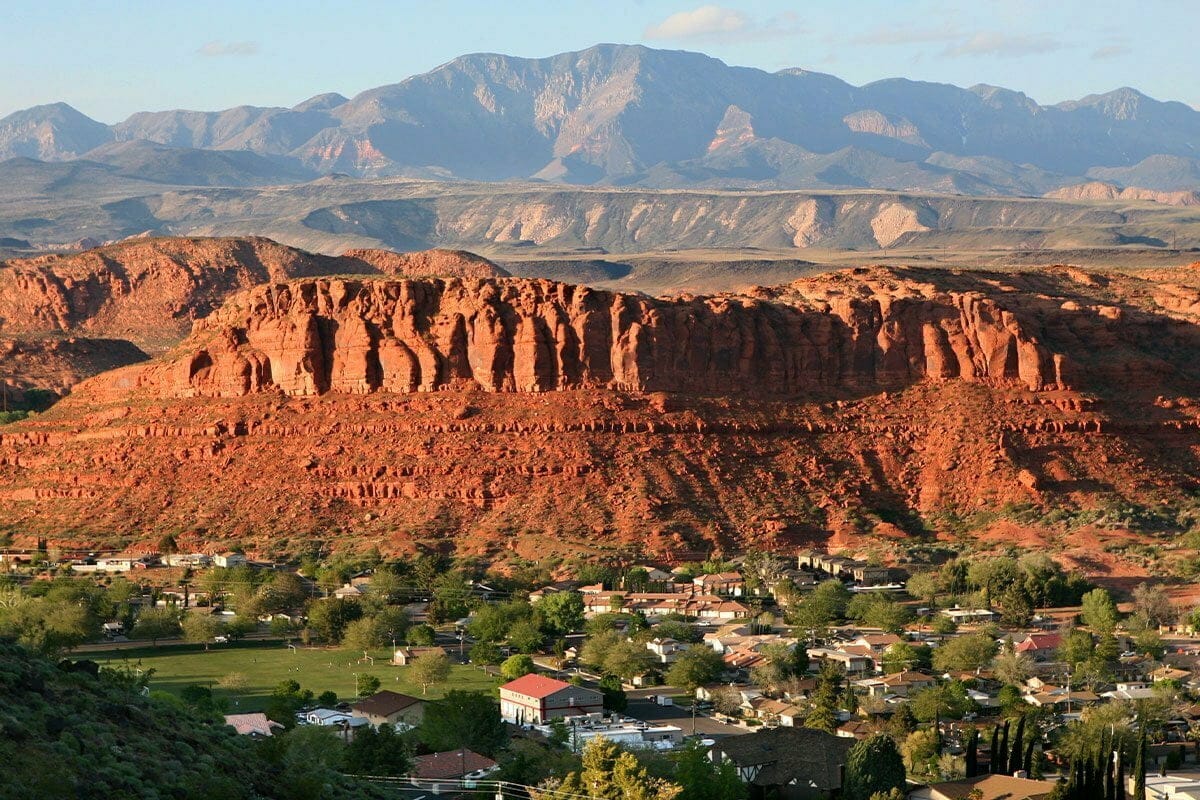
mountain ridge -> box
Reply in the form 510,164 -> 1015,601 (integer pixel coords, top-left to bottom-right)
4,43 -> 1199,193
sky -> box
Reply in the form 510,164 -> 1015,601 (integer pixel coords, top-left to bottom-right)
3,0 -> 1197,123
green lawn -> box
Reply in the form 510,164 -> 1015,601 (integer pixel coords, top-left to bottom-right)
87,641 -> 500,712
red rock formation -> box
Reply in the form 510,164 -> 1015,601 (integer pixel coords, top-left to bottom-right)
5,254 -> 1200,559
108,271 -> 1083,400
339,248 -> 509,279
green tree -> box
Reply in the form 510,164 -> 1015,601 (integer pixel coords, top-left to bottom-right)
881,641 -> 931,673
507,619 -> 545,653
304,597 -> 362,644
602,640 -> 656,680
673,739 -> 747,800
992,645 -> 1034,686
537,591 -> 585,636
599,674 -> 627,712
343,723 -> 411,776
406,623 -> 436,646
906,572 -> 940,609
356,673 -> 381,698
500,653 -> 536,681
341,616 -> 384,653
1081,588 -> 1118,635
665,646 -> 725,694
409,650 -> 451,695
804,662 -> 844,733
932,633 -> 998,672
902,728 -> 941,779
844,733 -> 906,800
552,737 -> 682,800
580,629 -> 622,670
789,580 -> 850,629
889,702 -> 917,739
420,690 -> 508,757
469,641 -> 503,665
131,607 -> 181,646
910,680 -> 975,722
182,613 -> 221,644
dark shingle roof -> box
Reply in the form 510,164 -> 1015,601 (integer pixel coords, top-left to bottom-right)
712,727 -> 854,790
349,690 -> 422,718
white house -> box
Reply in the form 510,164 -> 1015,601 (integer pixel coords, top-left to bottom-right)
214,552 -> 247,568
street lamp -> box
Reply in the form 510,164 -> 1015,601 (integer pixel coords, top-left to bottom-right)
353,672 -> 360,699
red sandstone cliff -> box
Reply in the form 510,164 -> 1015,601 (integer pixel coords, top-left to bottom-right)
100,265 -> 1200,402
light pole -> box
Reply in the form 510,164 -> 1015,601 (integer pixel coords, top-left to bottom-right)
353,672 -> 360,699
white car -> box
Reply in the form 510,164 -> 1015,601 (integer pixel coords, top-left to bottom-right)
213,635 -> 229,644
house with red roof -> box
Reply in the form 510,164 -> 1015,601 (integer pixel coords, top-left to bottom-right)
1014,633 -> 1063,661
499,673 -> 603,725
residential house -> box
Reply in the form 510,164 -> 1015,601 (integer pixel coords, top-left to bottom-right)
850,632 -> 903,653
224,713 -> 283,737
165,553 -> 212,568
1103,682 -> 1158,702
303,708 -> 369,730
748,697 -> 795,725
411,750 -> 498,795
392,646 -> 446,665
349,690 -> 425,729
941,607 -> 999,624
808,647 -> 874,677
907,773 -> 1058,800
214,552 -> 247,568
836,720 -> 876,740
856,671 -> 937,699
694,572 -> 746,597
1150,666 -> 1191,684
1023,685 -> 1100,710
499,674 -> 603,725
646,637 -> 688,664
1013,633 -> 1063,661
711,727 -> 855,799
334,583 -> 367,600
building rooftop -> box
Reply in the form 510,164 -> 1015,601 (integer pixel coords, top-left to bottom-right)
349,690 -> 422,718
412,749 -> 496,780
500,673 -> 574,699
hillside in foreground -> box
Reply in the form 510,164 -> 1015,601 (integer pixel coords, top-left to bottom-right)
0,641 -> 375,800
3,254 -> 1200,562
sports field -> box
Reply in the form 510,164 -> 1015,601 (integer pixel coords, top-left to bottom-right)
87,640 -> 500,712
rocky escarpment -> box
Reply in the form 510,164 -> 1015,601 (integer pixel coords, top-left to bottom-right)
108,270 -> 1080,401
0,238 -> 507,395
7,265 -> 1200,556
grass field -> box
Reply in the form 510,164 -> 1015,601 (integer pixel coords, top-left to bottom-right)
87,640 -> 501,712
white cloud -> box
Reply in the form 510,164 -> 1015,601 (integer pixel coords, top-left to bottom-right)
196,40 -> 260,58
643,5 -> 800,42
644,5 -> 749,40
940,32 -> 1063,58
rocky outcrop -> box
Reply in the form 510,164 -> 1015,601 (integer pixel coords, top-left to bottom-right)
103,269 -> 1090,401
7,264 -> 1200,556
1046,181 -> 1200,207
339,248 -> 509,279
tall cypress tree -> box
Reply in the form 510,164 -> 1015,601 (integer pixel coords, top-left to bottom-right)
1023,736 -> 1037,776
1134,728 -> 1147,800
998,720 -> 1011,776
1009,715 -> 1026,774
990,725 -> 1002,774
965,728 -> 979,778
1106,746 -> 1116,800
